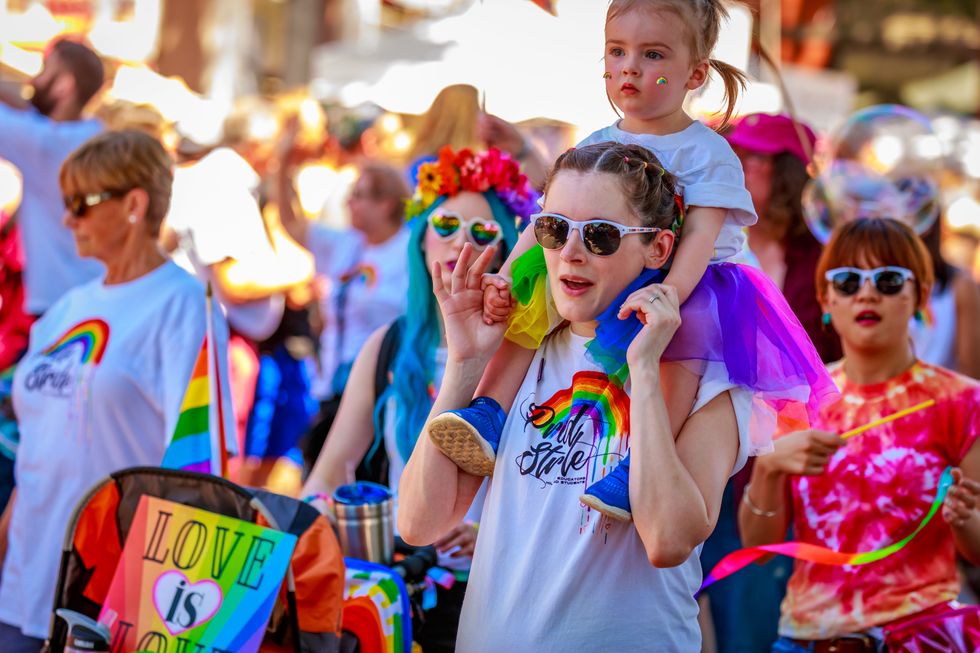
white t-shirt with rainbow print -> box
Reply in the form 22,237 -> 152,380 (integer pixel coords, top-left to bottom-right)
1,261 -> 236,639
457,326 -> 751,652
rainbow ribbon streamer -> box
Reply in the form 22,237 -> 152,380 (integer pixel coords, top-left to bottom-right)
700,467 -> 954,593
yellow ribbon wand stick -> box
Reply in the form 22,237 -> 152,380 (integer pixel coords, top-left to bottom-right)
840,399 -> 937,440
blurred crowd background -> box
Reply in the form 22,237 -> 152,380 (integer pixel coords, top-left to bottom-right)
1,1 -> 979,651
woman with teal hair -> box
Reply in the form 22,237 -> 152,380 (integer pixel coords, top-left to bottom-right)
302,146 -> 533,651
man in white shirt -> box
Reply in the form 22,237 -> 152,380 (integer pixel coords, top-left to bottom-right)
0,39 -> 104,316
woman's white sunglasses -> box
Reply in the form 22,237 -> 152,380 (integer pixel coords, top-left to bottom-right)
531,212 -> 661,256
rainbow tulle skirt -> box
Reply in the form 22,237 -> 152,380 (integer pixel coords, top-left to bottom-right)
506,246 -> 839,455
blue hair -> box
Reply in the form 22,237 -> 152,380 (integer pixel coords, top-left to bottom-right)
372,191 -> 519,464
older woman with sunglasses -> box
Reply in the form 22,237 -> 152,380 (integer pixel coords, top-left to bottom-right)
0,130 -> 234,651
740,217 -> 980,653
302,147 -> 531,652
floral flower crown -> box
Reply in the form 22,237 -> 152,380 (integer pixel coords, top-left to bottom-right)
406,146 -> 539,225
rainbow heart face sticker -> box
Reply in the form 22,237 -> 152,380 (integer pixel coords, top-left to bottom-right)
153,571 -> 223,636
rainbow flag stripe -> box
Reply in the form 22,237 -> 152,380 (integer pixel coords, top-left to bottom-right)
43,318 -> 109,364
700,467 -> 954,593
161,337 -> 213,474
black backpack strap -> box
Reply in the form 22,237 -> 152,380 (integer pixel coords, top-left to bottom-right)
355,317 -> 404,484
374,316 -> 404,401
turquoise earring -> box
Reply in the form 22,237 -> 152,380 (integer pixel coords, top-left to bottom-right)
914,310 -> 924,323
821,312 -> 831,326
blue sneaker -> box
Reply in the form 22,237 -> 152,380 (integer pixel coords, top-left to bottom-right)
428,397 -> 505,476
580,453 -> 632,522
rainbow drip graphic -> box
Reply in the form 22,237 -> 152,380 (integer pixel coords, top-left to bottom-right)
700,467 -> 954,593
43,319 -> 109,364
531,370 -> 630,483
98,496 -> 296,653
343,558 -> 413,653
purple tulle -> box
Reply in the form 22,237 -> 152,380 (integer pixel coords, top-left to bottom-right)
587,262 -> 839,455
664,263 -> 839,453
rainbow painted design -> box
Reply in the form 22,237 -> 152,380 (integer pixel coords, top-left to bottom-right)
341,263 -> 379,289
531,370 -> 630,483
656,76 -> 668,86
98,496 -> 296,653
161,336 -> 224,475
42,319 -> 109,365
700,467 -> 954,593
343,558 -> 412,653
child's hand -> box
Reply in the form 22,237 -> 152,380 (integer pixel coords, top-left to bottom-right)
481,274 -> 514,325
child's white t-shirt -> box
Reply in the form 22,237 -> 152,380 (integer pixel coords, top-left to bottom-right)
455,327 -> 751,652
1,261 -> 236,638
578,120 -> 757,262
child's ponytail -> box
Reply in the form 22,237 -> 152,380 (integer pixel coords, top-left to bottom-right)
708,58 -> 747,129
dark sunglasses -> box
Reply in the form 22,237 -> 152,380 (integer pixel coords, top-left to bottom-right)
531,212 -> 661,256
824,266 -> 914,296
63,190 -> 130,218
429,211 -> 502,248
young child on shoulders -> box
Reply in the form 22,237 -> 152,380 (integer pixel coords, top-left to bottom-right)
428,0 -> 838,522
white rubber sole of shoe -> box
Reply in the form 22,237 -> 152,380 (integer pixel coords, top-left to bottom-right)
428,413 -> 497,477
579,493 -> 633,522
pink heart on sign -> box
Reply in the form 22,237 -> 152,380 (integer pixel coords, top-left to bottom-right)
152,570 -> 223,636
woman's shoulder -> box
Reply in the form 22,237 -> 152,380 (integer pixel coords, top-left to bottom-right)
900,362 -> 980,417
670,123 -> 742,172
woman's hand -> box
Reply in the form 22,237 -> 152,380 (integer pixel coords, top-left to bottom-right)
432,243 -> 507,364
432,521 -> 479,558
621,283 -> 682,371
478,113 -> 526,157
756,429 -> 844,476
943,468 -> 980,529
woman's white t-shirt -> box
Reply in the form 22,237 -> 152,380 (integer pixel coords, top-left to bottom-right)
1,261 -> 236,638
307,226 -> 409,399
456,327 -> 750,652
578,120 -> 757,262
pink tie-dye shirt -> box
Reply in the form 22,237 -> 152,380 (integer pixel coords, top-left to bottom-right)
779,361 -> 980,640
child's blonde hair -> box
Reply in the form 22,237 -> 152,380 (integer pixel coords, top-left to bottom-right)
607,0 -> 747,128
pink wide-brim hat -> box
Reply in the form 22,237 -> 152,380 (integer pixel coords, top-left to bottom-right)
726,113 -> 817,166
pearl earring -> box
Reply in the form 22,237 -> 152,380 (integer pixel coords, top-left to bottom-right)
128,214 -> 138,224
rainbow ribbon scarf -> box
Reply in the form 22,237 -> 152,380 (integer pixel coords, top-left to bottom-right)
700,466 -> 954,593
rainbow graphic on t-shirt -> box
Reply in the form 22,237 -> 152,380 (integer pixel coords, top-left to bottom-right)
340,263 -> 378,289
530,370 -> 630,474
42,318 -> 110,365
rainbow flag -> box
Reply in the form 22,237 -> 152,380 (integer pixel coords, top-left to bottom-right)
161,288 -> 228,476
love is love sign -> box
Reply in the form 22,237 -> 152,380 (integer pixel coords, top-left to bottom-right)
98,496 -> 296,653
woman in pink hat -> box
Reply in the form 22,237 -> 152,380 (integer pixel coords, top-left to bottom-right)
699,113 -> 841,653
727,113 -> 841,364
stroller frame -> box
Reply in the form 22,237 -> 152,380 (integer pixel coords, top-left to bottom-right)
44,466 -> 304,653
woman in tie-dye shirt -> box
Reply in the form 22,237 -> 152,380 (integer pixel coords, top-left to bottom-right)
740,217 -> 980,652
